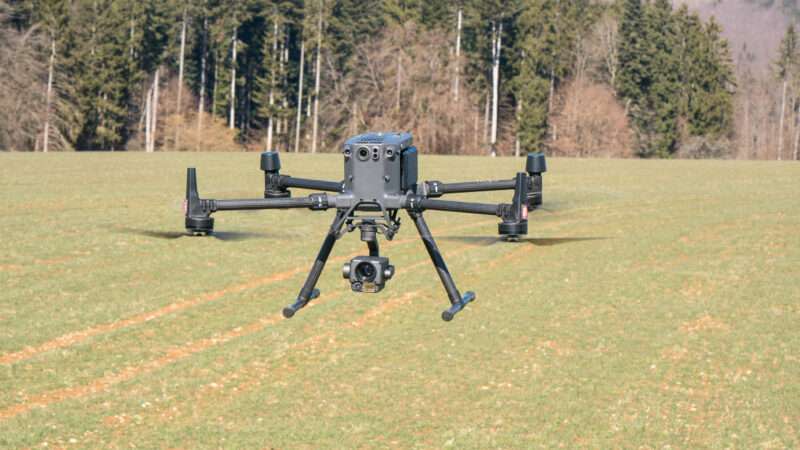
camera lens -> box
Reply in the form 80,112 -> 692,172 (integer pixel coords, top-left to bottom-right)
355,262 -> 377,282
357,147 -> 369,161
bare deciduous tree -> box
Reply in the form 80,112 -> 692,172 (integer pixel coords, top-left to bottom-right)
0,2 -> 69,151
318,22 -> 482,155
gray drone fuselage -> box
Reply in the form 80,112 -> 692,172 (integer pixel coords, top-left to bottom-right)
336,132 -> 417,211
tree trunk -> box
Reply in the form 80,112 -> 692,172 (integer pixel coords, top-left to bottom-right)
129,17 -> 135,58
791,96 -> 798,160
198,17 -> 208,134
311,3 -> 323,154
743,94 -> 750,158
777,78 -> 787,160
350,100 -> 358,136
483,93 -> 490,145
43,36 -> 55,153
153,68 -> 160,151
490,22 -> 502,156
474,107 -> 479,152
175,8 -> 187,149
266,21 -> 278,151
212,49 -> 218,117
294,40 -> 305,153
454,8 -> 462,102
793,105 -> 800,161
395,53 -> 401,110
549,0 -> 560,111
281,28 -> 289,138
148,69 -> 160,152
145,84 -> 152,152
229,25 -> 237,129
307,50 -> 313,120
515,101 -> 521,157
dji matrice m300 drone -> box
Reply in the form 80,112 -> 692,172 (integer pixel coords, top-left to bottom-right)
184,132 -> 547,321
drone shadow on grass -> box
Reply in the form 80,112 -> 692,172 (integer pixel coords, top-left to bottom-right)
440,236 -> 610,247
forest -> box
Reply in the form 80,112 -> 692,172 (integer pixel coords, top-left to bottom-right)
0,0 -> 798,159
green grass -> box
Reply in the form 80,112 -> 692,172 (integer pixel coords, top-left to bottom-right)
0,152 -> 798,448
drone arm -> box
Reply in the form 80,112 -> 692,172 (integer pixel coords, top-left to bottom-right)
422,152 -> 547,209
409,173 -> 531,238
277,175 -> 342,193
424,179 -> 515,197
261,151 -> 341,196
415,198 -> 504,216
211,194 -> 331,212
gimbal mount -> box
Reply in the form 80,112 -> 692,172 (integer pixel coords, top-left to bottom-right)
184,132 -> 546,321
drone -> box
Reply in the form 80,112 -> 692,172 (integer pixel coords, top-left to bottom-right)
184,132 -> 547,321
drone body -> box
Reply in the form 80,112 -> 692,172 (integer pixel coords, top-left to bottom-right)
185,132 -> 546,321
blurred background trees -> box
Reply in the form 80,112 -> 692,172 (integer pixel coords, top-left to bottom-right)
0,0 -> 793,159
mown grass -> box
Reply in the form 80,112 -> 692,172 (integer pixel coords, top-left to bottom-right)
0,152 -> 798,448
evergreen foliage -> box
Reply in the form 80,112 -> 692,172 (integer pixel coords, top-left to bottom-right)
2,0 -> 736,156
615,0 -> 734,157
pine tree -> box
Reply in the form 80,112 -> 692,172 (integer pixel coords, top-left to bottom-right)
512,0 -> 594,153
686,18 -> 734,138
254,15 -> 286,150
642,0 -> 680,157
775,24 -> 798,160
463,0 -> 523,154
24,0 -> 71,151
327,0 -> 385,73
513,0 -> 558,153
617,0 -> 680,158
616,0 -> 646,104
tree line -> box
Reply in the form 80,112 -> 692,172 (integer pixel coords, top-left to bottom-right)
0,0 -> 753,158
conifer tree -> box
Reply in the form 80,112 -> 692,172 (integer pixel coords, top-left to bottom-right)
642,0 -> 680,157
513,0 -> 558,152
686,18 -> 734,138
616,0 -> 646,105
617,0 -> 680,157
255,14 -> 286,151
513,0 -> 594,153
775,24 -> 798,160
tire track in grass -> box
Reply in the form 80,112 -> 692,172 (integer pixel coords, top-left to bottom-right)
3,211 -> 576,424
0,219 -> 497,366
0,226 -> 502,421
0,312 -> 287,421
94,243 -> 529,438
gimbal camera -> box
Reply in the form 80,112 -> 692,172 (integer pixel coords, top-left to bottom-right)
184,132 -> 546,321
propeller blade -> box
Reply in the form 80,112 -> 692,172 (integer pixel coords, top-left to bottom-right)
208,230 -> 268,241
517,237 -> 608,246
132,229 -> 187,240
113,227 -> 270,242
441,235 -> 608,247
439,236 -> 503,246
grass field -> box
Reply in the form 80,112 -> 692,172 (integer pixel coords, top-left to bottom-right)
0,152 -> 798,448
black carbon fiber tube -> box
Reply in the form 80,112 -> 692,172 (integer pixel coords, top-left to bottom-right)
279,176 -> 342,192
409,212 -> 462,304
213,196 -> 319,211
283,211 -> 346,318
417,198 -> 502,216
435,179 -> 515,194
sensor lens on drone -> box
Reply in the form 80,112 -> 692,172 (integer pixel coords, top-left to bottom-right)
355,262 -> 377,282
